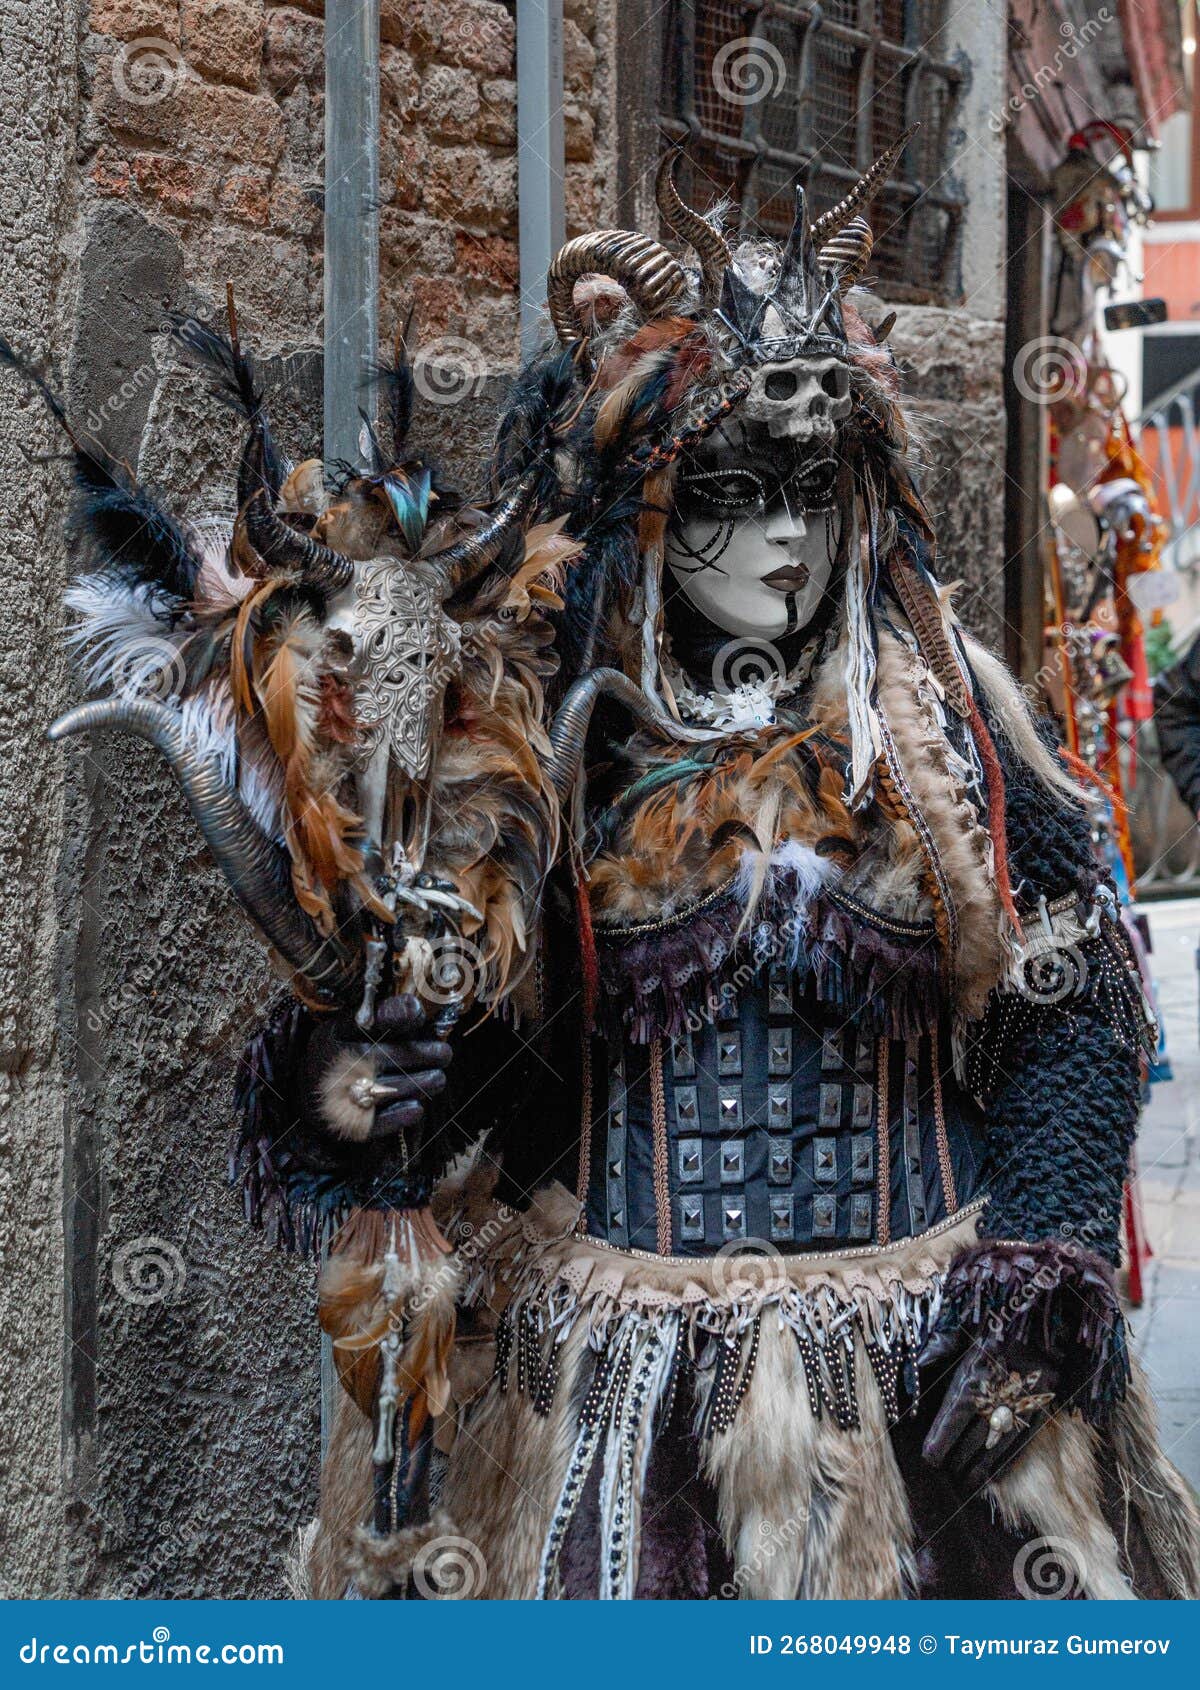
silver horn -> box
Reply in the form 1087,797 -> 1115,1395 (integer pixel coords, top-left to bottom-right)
547,668 -> 713,801
48,697 -> 362,1001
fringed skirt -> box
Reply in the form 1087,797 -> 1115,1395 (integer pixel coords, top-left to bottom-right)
315,1184 -> 1199,1601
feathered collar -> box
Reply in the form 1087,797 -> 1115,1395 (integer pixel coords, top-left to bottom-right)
581,629 -> 1010,1040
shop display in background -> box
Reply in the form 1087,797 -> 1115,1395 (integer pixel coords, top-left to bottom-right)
1044,121 -> 1177,889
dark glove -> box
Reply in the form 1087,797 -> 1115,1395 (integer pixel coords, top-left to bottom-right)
302,992 -> 454,1148
918,1322 -> 1059,1493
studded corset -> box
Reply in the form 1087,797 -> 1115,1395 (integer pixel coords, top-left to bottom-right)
579,970 -> 987,1257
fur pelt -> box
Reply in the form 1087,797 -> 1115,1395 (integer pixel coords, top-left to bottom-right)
343,1509 -> 462,1600
703,1323 -> 917,1599
987,1415 -> 1133,1600
872,629 -> 1009,1018
1105,1355 -> 1200,1598
301,1184 -> 1200,1601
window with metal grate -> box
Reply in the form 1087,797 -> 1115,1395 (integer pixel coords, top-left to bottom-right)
659,0 -> 967,304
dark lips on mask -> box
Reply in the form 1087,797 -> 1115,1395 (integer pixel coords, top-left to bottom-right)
761,562 -> 812,592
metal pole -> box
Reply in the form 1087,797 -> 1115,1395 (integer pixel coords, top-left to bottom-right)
517,0 -> 565,361
325,0 -> 380,468
321,0 -> 380,1457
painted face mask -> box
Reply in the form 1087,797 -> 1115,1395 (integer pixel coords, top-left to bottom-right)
665,423 -> 845,641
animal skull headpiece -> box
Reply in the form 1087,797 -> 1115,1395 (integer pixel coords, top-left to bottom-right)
546,129 -> 914,456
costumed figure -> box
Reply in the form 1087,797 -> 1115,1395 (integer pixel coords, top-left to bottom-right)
10,131 -> 1200,1602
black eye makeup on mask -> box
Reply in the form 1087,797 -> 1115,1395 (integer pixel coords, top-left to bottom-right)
674,453 -> 839,521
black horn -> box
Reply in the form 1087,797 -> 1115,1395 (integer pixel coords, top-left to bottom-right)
426,470 -> 541,596
655,146 -> 732,302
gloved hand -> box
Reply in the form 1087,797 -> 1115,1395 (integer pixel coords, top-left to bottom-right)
918,1324 -> 1059,1493
302,992 -> 454,1146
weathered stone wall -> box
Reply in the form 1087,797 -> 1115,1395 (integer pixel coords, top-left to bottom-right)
1,0 -> 619,1600
0,0 -> 81,1604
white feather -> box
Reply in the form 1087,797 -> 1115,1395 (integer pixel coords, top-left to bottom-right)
62,577 -> 185,694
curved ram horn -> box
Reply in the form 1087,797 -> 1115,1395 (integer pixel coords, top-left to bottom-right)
426,469 -> 541,595
547,231 -> 688,347
547,667 -> 714,801
655,146 -> 732,301
818,214 -> 874,293
47,697 -> 362,1002
809,125 -> 918,246
242,480 -> 354,595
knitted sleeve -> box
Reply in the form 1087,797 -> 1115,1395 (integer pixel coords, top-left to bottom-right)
966,716 -> 1149,1265
929,713 -> 1153,1419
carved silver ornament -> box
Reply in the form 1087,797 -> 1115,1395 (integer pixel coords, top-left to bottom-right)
352,558 -> 462,780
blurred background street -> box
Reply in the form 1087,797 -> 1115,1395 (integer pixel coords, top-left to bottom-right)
1132,897 -> 1200,1492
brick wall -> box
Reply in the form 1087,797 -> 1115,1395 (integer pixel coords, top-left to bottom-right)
81,0 -> 616,359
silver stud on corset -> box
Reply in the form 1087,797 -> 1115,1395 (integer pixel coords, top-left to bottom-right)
722,1204 -> 746,1239
819,1083 -> 842,1131
768,1029 -> 792,1077
677,1139 -> 703,1184
671,1034 -> 696,1079
851,1133 -> 873,1184
680,1196 -> 705,1241
813,1138 -> 837,1183
812,1194 -> 836,1237
720,1141 -> 744,1183
768,1137 -> 793,1184
770,1195 -> 795,1241
718,1033 -> 742,1077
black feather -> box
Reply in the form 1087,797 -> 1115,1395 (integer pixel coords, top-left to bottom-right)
170,312 -> 284,502
1,329 -> 200,606
70,454 -> 201,605
170,312 -> 262,418
368,336 -> 415,464
493,350 -> 578,505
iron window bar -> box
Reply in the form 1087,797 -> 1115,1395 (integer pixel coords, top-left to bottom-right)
660,0 -> 967,304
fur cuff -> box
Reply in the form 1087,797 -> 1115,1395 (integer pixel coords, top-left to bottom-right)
318,1047 -> 379,1142
933,1239 -> 1129,1422
347,1510 -> 466,1599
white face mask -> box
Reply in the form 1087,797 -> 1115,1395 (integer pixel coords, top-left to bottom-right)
665,446 -> 844,641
